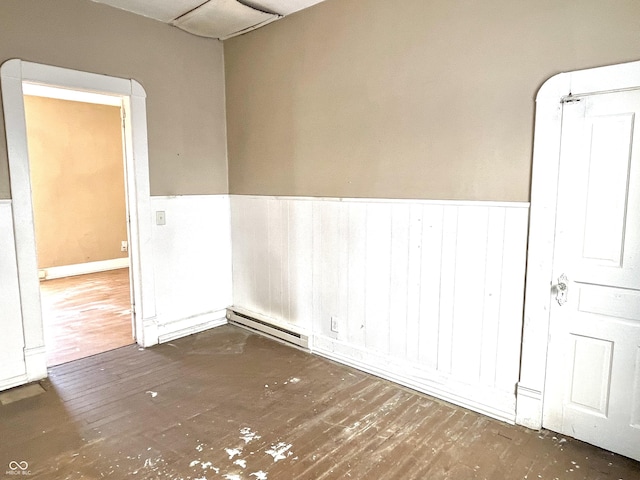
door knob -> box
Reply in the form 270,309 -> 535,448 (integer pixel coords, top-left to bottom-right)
556,273 -> 568,306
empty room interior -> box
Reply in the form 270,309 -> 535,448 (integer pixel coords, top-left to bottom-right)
0,0 -> 639,478
24,91 -> 134,367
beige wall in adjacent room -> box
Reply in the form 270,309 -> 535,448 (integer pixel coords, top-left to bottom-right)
0,0 -> 228,200
224,0 -> 640,202
24,96 -> 128,268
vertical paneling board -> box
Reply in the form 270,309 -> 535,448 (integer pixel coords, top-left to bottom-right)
419,205 -> 445,369
388,204 -> 411,358
480,208 -> 507,387
405,204 -> 424,362
364,203 -> 392,354
451,207 -> 489,384
251,197 -> 270,315
495,208 -> 529,391
230,195 -> 529,421
0,201 -> 28,387
230,196 -> 250,310
312,201 -> 341,337
346,203 -> 367,345
437,206 -> 458,375
287,200 -> 313,328
267,198 -> 286,321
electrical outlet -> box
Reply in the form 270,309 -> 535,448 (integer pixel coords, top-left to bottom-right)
331,316 -> 339,333
120,240 -> 128,252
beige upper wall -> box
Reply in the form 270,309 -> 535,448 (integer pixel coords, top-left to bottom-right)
225,0 -> 640,202
25,96 -> 128,268
0,0 -> 228,199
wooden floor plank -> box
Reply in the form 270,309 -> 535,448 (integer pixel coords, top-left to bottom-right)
40,268 -> 134,366
0,325 -> 638,479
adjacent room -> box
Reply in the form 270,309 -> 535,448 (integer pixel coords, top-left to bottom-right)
23,88 -> 133,366
0,0 -> 639,478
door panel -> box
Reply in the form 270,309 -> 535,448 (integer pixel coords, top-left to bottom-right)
578,285 -> 640,321
582,113 -> 633,266
543,89 -> 640,461
632,347 -> 640,428
561,98 -> 640,288
567,334 -> 612,415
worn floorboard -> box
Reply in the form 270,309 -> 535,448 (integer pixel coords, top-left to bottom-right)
40,268 -> 134,366
0,325 -> 638,479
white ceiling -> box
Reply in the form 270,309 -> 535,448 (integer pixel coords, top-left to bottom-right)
91,0 -> 327,39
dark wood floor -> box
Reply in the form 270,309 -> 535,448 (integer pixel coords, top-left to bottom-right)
1,325 -> 638,479
40,268 -> 134,366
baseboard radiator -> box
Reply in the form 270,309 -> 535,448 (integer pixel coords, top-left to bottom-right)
226,308 -> 309,349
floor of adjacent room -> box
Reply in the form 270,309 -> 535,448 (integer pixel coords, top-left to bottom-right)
40,268 -> 134,366
0,325 -> 638,479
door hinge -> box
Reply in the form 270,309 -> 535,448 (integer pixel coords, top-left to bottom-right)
561,95 -> 583,104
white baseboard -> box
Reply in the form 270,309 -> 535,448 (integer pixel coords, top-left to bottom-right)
141,317 -> 159,348
24,345 -> 47,383
40,257 -> 129,280
515,383 -> 544,429
0,374 -> 29,392
157,309 -> 228,344
0,351 -> 46,391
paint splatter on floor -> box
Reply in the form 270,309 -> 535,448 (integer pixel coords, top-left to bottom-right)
225,448 -> 242,460
240,427 -> 261,444
265,442 -> 293,462
222,474 -> 242,480
7,326 -> 639,480
202,461 -> 218,472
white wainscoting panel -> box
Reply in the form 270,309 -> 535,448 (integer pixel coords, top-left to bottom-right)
151,195 -> 232,342
231,196 -> 313,334
0,200 -> 28,390
231,195 -> 530,422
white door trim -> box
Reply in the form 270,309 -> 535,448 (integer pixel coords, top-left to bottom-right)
0,59 -> 158,383
516,59 -> 640,429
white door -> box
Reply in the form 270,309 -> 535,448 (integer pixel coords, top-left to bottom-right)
543,89 -> 640,461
